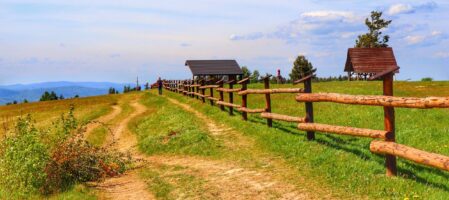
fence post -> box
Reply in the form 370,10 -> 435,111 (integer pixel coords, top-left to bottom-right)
209,82 -> 215,106
229,80 -> 235,115
200,80 -> 206,103
383,73 -> 397,176
217,80 -> 225,111
195,80 -> 199,99
264,77 -> 272,127
240,79 -> 249,121
304,77 -> 315,140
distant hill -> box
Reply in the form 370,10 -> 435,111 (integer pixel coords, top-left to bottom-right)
0,81 -> 134,105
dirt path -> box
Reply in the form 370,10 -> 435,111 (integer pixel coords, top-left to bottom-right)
92,96 -> 317,199
93,100 -> 155,200
161,97 -> 311,199
84,105 -> 121,139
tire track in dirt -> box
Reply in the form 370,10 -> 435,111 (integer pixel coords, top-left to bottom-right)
92,100 -> 155,200
84,105 -> 121,139
161,97 -> 311,200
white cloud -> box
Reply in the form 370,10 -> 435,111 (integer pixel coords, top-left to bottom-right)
387,1 -> 438,16
388,4 -> 414,15
300,11 -> 360,23
434,52 -> 449,58
404,31 -> 446,46
405,35 -> 425,45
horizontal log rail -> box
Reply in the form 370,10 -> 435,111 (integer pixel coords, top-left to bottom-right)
261,112 -> 306,123
237,107 -> 265,113
298,123 -> 390,139
238,88 -> 304,95
189,84 -> 201,88
370,141 -> 449,171
207,97 -> 219,101
216,101 -> 241,108
296,93 -> 449,109
237,77 -> 250,84
216,88 -> 242,93
293,74 -> 314,85
199,85 -> 219,89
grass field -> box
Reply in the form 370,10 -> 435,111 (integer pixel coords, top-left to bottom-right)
0,81 -> 448,199
170,80 -> 449,199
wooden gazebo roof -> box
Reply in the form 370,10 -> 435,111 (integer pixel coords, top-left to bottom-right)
345,48 -> 399,74
185,60 -> 243,76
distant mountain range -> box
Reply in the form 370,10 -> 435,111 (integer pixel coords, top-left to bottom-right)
0,81 -> 134,105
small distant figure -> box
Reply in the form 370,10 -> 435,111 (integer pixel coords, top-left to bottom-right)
157,77 -> 163,95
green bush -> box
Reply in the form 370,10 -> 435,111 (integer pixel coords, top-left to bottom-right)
0,115 -> 50,197
421,77 -> 433,81
0,107 -> 131,197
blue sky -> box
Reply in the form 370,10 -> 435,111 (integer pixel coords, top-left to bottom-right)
0,0 -> 448,85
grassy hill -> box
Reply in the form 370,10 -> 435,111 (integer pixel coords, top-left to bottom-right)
0,81 -> 448,199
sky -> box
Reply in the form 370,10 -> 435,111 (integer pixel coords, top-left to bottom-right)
0,0 -> 448,85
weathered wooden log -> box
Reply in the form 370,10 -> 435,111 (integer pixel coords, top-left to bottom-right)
189,84 -> 201,88
199,85 -> 219,89
216,88 -> 242,93
261,112 -> 306,123
370,141 -> 449,172
207,97 -> 219,101
293,74 -> 314,85
297,123 -> 390,139
237,108 -> 265,113
237,77 -> 250,84
238,88 -> 304,95
296,93 -> 449,109
216,101 -> 241,108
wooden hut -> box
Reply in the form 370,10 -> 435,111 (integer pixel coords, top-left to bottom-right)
345,47 -> 399,80
185,60 -> 243,81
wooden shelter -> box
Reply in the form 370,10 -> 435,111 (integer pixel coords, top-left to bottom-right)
345,47 -> 399,80
185,60 -> 243,81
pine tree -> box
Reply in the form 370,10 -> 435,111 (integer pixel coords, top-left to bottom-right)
251,70 -> 260,83
23,99 -> 28,103
289,55 -> 317,81
355,11 -> 392,48
241,66 -> 252,78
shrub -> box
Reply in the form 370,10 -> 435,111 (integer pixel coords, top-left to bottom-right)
0,115 -> 50,197
42,131 -> 131,194
0,107 -> 132,197
421,77 -> 433,82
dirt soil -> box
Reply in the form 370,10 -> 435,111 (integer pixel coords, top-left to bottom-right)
88,95 -> 320,200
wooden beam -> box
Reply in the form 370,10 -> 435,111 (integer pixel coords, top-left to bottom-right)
199,85 -> 220,89
297,123 -> 390,139
237,77 -> 250,84
370,141 -> 449,172
293,74 -> 314,85
261,112 -> 306,123
216,101 -> 241,108
238,108 -> 265,113
296,93 -> 449,109
238,88 -> 304,95
369,67 -> 400,81
216,88 -> 242,93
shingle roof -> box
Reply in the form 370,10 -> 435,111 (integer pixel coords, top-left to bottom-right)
345,48 -> 399,74
185,60 -> 243,76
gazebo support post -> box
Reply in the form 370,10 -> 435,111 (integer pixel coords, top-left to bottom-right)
383,73 -> 397,176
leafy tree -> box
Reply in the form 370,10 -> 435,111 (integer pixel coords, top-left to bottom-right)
59,95 -> 64,100
421,77 -> 433,82
355,11 -> 392,48
13,100 -> 17,104
23,99 -> 29,103
241,66 -> 252,78
74,95 -> 79,98
144,82 -> 150,90
289,55 -> 317,81
108,87 -> 117,94
251,70 -> 260,83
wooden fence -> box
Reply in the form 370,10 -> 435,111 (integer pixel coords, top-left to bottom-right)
161,72 -> 449,177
